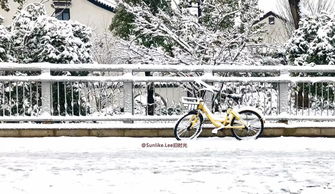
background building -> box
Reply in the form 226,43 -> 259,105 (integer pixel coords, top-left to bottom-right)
0,0 -> 115,34
257,11 -> 291,44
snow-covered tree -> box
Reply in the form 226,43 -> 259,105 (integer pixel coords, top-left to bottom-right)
11,3 -> 92,64
108,0 -> 278,114
286,13 -> 335,66
0,3 -> 93,117
285,13 -> 335,109
276,0 -> 335,36
111,0 -> 263,66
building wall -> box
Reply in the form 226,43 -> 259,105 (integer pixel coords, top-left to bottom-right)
68,0 -> 114,34
258,16 -> 290,45
0,0 -> 114,34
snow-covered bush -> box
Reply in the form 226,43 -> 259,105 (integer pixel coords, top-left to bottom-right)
286,13 -> 335,110
0,3 -> 93,117
286,13 -> 335,66
11,3 -> 92,64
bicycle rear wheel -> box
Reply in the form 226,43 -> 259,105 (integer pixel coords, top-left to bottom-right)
174,110 -> 203,140
231,110 -> 264,140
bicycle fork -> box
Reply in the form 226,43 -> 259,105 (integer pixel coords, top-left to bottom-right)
227,109 -> 250,130
188,114 -> 200,130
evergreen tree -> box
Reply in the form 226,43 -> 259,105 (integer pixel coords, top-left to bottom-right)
110,0 -> 173,53
286,13 -> 335,109
286,13 -> 335,66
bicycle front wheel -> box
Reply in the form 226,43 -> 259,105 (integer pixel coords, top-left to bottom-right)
231,110 -> 264,140
174,111 -> 203,140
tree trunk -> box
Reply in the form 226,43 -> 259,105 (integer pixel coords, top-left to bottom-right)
197,0 -> 202,17
289,0 -> 301,29
145,72 -> 155,116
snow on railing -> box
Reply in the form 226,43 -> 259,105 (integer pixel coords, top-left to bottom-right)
1,63 -> 335,124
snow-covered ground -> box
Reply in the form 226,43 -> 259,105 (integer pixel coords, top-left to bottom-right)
0,137 -> 335,194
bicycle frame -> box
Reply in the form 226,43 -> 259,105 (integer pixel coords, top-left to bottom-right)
197,100 -> 247,129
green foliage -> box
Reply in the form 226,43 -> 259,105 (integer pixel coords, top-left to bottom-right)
110,0 -> 172,50
200,0 -> 239,30
109,5 -> 134,40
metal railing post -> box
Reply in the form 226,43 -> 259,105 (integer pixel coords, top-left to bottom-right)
123,69 -> 134,122
203,69 -> 213,111
41,67 -> 51,116
278,70 -> 289,122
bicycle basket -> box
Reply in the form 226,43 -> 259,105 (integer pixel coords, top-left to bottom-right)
181,97 -> 200,110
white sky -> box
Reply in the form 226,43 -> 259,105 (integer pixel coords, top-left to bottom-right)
258,0 -> 280,12
171,0 -> 280,13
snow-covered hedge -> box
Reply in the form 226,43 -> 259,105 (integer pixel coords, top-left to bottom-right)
286,13 -> 335,66
0,3 -> 93,117
10,3 -> 92,64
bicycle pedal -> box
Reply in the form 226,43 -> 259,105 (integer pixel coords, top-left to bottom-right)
212,127 -> 224,134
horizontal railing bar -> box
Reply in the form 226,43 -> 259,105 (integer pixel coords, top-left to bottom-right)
0,75 -> 335,83
1,115 -> 335,122
0,122 -> 335,130
1,63 -> 335,73
0,115 -> 181,122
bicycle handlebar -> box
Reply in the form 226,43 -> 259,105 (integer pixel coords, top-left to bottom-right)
195,80 -> 219,93
195,79 -> 242,101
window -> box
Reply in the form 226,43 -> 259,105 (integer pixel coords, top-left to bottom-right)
269,16 -> 275,25
55,8 -> 70,20
53,0 -> 71,7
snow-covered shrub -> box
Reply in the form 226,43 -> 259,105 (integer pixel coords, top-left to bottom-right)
286,13 -> 335,66
286,13 -> 335,110
0,3 -> 93,117
11,3 -> 92,64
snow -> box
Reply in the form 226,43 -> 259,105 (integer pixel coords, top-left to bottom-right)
3,63 -> 335,73
0,137 -> 335,193
95,0 -> 117,8
286,13 -> 335,65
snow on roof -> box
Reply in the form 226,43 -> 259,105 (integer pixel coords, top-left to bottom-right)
95,0 -> 117,7
87,0 -> 116,12
253,11 -> 289,26
259,11 -> 288,23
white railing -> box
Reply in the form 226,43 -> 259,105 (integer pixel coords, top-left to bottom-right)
1,63 -> 335,123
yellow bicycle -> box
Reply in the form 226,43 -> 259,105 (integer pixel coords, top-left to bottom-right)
174,81 -> 264,140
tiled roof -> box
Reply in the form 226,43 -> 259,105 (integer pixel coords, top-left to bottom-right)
259,11 -> 288,23
87,0 -> 116,12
